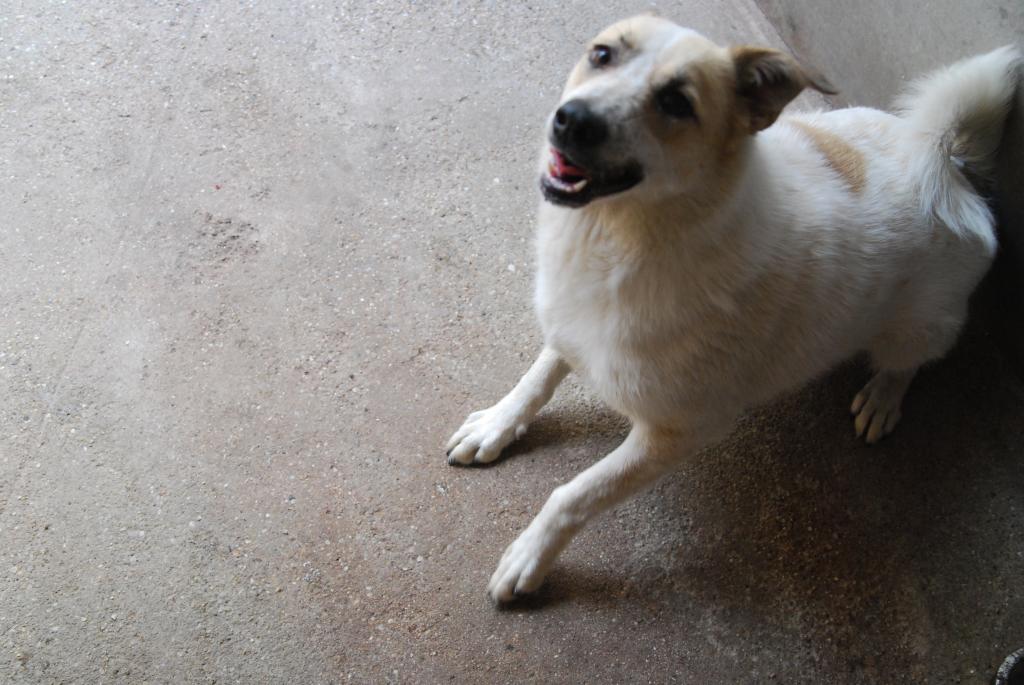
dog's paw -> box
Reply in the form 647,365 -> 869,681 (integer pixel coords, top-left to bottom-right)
487,523 -> 559,603
850,371 -> 913,444
445,403 -> 527,465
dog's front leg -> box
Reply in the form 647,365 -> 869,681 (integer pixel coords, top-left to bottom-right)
487,423 -> 693,602
446,346 -> 570,465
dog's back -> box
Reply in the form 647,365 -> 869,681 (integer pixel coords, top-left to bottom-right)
536,44 -> 1021,426
449,18 -> 1023,601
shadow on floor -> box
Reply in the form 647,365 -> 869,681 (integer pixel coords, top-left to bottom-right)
500,278 -> 1023,681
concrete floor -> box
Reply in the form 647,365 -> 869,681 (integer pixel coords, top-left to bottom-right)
1,2 -> 1021,683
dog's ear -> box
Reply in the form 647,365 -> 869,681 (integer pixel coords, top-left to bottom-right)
731,46 -> 837,132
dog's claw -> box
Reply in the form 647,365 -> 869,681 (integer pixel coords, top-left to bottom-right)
445,403 -> 524,465
487,522 -> 557,603
851,370 -> 913,444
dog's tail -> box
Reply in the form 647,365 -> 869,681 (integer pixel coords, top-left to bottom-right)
896,45 -> 1021,235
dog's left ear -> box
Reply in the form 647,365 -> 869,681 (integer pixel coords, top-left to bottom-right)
731,46 -> 837,132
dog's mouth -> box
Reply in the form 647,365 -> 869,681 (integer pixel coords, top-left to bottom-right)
541,148 -> 643,208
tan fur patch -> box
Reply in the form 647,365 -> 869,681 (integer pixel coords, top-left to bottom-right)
789,120 -> 866,193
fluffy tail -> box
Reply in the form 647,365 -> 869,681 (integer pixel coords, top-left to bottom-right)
896,45 -> 1022,235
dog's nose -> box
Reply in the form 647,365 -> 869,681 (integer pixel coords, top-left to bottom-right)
552,99 -> 608,148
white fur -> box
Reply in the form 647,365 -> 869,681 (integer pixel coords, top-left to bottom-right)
897,46 -> 1021,230
447,19 -> 1021,603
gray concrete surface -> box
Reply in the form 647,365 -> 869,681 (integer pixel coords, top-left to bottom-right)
755,0 -> 1023,111
1,2 -> 1021,683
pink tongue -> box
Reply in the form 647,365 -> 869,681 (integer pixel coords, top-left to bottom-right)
551,149 -> 587,178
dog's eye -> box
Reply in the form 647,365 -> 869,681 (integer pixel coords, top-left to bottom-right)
589,45 -> 613,68
656,87 -> 696,120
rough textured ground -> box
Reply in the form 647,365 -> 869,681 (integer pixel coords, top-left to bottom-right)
1,2 -> 1021,683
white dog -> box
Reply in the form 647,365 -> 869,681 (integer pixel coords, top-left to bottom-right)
446,15 -> 1021,603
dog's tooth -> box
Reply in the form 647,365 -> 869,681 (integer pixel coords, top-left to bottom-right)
570,179 -> 588,192
549,175 -> 569,191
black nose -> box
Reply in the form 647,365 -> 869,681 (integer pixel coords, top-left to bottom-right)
552,99 -> 608,149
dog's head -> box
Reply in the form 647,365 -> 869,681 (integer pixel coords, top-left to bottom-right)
540,15 -> 835,208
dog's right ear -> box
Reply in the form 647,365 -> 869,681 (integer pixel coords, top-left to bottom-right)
731,46 -> 837,132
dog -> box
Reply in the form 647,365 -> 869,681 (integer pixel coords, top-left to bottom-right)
445,14 -> 1021,603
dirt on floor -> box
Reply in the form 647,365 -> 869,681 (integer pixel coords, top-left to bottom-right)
1,2 -> 1021,683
